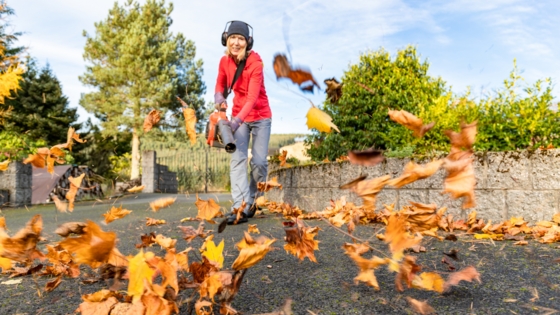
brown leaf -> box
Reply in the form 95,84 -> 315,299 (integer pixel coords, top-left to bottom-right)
346,175 -> 391,209
442,152 -> 476,209
339,175 -> 367,189
504,233 -> 525,241
257,177 -> 283,192
324,77 -> 342,103
347,148 -> 384,166
406,297 -> 435,314
395,255 -> 422,292
388,109 -> 435,138
284,226 -> 321,263
232,232 -> 276,271
55,222 -> 87,237
66,173 -> 85,212
278,150 -> 288,167
143,109 -> 162,133
443,266 -> 481,292
78,296 -> 119,315
273,54 -> 320,91
135,232 -> 156,249
514,241 -> 528,246
178,222 -> 207,242
59,221 -> 116,268
0,215 -> 43,263
190,256 -> 219,283
387,160 -> 443,189
443,249 -> 461,261
444,120 -> 477,151
441,256 -> 456,271
45,274 -> 62,292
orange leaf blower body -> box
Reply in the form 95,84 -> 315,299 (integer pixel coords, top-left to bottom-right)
205,103 -> 237,153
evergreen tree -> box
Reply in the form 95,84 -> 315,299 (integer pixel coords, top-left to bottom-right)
2,61 -> 81,144
79,0 -> 207,179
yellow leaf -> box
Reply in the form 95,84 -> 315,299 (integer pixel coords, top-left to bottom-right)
127,250 -> 156,300
248,224 -> 260,234
102,205 -> 132,224
149,197 -> 176,212
199,273 -> 223,301
0,160 -> 9,171
412,272 -> 444,293
306,107 -> 340,133
128,185 -> 145,192
202,239 -> 224,269
474,233 -> 504,240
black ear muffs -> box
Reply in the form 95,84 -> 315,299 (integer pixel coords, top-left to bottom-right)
221,21 -> 254,50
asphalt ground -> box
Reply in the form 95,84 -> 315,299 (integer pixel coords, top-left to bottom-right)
1,193 -> 560,315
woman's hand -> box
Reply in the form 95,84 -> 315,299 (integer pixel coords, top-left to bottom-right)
214,92 -> 226,106
229,117 -> 242,133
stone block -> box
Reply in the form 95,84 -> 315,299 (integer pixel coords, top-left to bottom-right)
427,189 -> 465,219
399,189 -> 429,207
506,190 -> 557,223
385,157 -> 411,179
292,163 -> 340,188
361,161 -> 385,181
290,188 -> 332,212
487,151 -> 531,189
272,168 -> 292,189
0,190 -> 8,205
530,149 -> 560,189
469,190 -> 506,222
376,189 -> 398,210
331,188 -> 361,205
340,162 -> 363,184
266,187 -> 284,203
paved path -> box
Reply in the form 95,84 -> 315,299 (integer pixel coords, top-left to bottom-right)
1,193 -> 560,314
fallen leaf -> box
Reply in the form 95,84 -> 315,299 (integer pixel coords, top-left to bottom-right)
195,194 -> 221,221
443,266 -> 481,292
514,241 -> 528,246
143,109 -> 162,133
45,274 -> 62,292
257,177 -> 283,192
155,235 -> 177,250
202,239 -> 224,269
306,107 -> 340,133
135,232 -> 156,249
78,296 -> 119,315
388,109 -> 435,138
406,297 -> 435,314
1,279 -> 21,285
146,218 -> 166,226
441,256 -> 456,271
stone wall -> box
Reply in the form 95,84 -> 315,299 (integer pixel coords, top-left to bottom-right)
141,151 -> 178,194
0,161 -> 32,207
267,150 -> 560,223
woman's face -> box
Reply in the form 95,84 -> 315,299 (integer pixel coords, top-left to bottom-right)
228,34 -> 247,57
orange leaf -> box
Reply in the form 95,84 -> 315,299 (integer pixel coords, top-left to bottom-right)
388,109 -> 435,138
273,54 -> 320,91
387,160 -> 443,189
195,194 -> 221,221
284,225 -> 321,263
45,274 -> 62,292
143,109 -> 162,133
442,152 -> 476,209
154,234 -> 177,250
66,173 -> 85,212
128,185 -> 145,192
443,266 -> 481,292
23,147 -> 49,168
182,107 -> 197,146
0,160 -> 9,171
232,232 -> 276,271
102,205 -> 132,224
78,296 -> 119,315
52,195 -> 68,213
248,224 -> 260,234
405,297 -> 435,315
341,175 -> 391,210
257,177 -> 283,192
279,150 -> 288,167
149,197 -> 176,212
145,218 -> 166,226
0,214 -> 43,263
444,120 -> 477,151
384,214 -> 421,260
59,221 -> 116,268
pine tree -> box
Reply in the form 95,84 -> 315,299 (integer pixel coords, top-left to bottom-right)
2,61 -> 81,144
79,0 -> 207,179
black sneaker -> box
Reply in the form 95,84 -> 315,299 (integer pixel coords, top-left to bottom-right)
227,212 -> 248,225
246,203 -> 263,218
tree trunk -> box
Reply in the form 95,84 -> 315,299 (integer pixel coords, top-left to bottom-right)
131,128 -> 141,180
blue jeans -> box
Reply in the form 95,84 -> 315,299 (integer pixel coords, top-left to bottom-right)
230,118 -> 271,213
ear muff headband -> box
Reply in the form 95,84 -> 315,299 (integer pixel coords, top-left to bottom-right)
221,20 -> 254,50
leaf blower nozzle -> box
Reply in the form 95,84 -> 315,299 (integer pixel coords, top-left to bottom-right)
217,119 -> 236,153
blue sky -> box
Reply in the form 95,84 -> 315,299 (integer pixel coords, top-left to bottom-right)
9,0 -> 559,134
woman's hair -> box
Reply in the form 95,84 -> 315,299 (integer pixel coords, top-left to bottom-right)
225,35 -> 251,63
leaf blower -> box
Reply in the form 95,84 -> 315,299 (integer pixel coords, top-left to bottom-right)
205,103 -> 236,153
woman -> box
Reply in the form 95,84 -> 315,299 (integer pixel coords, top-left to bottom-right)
214,21 -> 272,225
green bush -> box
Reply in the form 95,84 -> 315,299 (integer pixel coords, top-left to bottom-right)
306,46 -> 558,159
0,131 -> 48,162
305,45 -> 447,160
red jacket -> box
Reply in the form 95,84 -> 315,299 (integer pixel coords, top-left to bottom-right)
215,52 -> 271,122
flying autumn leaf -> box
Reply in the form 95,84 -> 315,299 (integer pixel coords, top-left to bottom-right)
66,173 -> 85,212
45,274 -> 62,292
150,197 -> 176,212
55,222 -> 87,237
23,147 -> 49,168
406,297 -> 435,315
384,214 -> 422,260
324,77 -> 342,103
444,121 -> 477,151
388,109 -> 435,138
195,194 -> 222,221
146,218 -> 166,226
232,232 -> 276,271
0,217 -> 5,229
155,234 -> 177,250
412,272 -> 444,293
182,107 -> 197,146
143,109 -> 162,133
284,224 -> 321,263
443,266 -> 481,292
248,224 -> 260,234
345,245 -> 390,289
257,177 -> 283,192
0,214 -> 43,263
128,185 -> 145,193
127,250 -> 156,300
59,221 -> 116,268
273,54 -> 320,92
52,195 -> 68,213
278,150 -> 288,167
442,153 -> 476,209
135,232 -> 156,249
341,175 -> 391,210
102,205 -> 132,224
306,106 -> 340,133
395,255 -> 423,291
387,160 -> 443,189
347,148 -> 384,166
202,239 -> 224,269
0,160 -> 9,171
